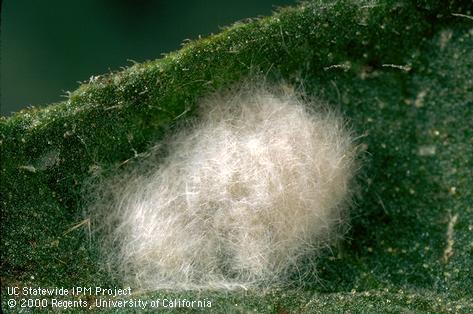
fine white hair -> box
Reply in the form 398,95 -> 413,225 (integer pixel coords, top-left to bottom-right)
91,82 -> 357,290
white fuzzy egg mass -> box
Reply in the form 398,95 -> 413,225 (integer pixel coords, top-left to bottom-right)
95,83 -> 357,290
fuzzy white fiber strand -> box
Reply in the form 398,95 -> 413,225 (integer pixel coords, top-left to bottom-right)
98,84 -> 356,290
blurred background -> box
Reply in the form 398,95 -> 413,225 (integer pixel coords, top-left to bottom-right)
1,0 -> 295,115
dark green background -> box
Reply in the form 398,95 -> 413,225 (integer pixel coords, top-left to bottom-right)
0,0 -> 295,115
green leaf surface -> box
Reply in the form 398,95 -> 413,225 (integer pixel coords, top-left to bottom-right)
1,0 -> 472,312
